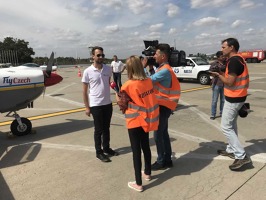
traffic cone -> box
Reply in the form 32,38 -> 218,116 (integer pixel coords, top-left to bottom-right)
78,68 -> 82,77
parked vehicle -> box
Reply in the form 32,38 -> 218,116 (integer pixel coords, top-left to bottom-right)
239,50 -> 266,63
171,57 -> 211,85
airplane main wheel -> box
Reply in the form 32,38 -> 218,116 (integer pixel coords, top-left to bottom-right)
10,118 -> 32,136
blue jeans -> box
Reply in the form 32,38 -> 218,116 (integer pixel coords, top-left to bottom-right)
154,105 -> 172,165
211,85 -> 224,117
221,100 -> 246,159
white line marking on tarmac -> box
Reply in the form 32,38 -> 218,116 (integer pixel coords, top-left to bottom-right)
46,82 -> 77,95
43,94 -> 264,159
248,89 -> 266,92
249,77 -> 265,81
46,96 -> 84,107
179,99 -> 221,131
6,142 -> 265,163
178,99 -> 251,148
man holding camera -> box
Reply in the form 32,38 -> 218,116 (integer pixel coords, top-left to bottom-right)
209,51 -> 226,120
210,38 -> 251,171
149,43 -> 181,170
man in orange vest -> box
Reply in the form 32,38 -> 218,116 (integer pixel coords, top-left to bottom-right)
149,43 -> 181,170
210,38 -> 252,171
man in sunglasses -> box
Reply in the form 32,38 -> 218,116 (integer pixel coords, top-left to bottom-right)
82,46 -> 119,162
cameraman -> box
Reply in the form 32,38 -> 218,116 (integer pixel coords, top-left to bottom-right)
209,51 -> 226,120
210,38 -> 251,171
149,44 -> 181,170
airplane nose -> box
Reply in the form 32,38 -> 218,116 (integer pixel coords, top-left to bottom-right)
44,72 -> 63,87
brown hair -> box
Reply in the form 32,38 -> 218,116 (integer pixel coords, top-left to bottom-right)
91,46 -> 103,55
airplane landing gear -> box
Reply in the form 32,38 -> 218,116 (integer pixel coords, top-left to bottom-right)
10,112 -> 32,136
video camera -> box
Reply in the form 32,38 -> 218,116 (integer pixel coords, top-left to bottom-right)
142,40 -> 158,66
208,64 -> 226,73
141,40 -> 186,67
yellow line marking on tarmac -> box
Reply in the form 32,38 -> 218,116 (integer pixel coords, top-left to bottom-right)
0,108 -> 85,126
0,86 -> 209,126
181,85 -> 210,93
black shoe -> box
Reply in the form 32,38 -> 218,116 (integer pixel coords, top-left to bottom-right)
210,116 -> 215,120
217,149 -> 235,159
164,160 -> 173,168
104,148 -> 119,156
229,155 -> 252,171
96,153 -> 111,162
151,161 -> 166,171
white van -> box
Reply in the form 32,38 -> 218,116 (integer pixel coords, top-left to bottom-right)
171,57 -> 211,85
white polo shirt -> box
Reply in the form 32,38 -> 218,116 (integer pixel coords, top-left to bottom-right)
111,60 -> 125,73
82,64 -> 112,107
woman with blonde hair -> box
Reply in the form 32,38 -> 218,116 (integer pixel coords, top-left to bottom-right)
116,56 -> 159,192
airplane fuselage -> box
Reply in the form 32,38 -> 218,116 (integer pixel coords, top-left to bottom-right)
0,68 -> 45,113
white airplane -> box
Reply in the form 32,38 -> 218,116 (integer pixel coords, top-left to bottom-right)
11,63 -> 58,71
0,52 -> 63,136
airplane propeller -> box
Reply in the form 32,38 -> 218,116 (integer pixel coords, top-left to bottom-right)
43,52 -> 63,87
45,51 -> 54,77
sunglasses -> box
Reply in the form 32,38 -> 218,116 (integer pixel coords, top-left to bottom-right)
96,54 -> 105,58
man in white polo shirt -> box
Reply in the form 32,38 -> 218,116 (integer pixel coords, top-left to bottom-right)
111,55 -> 126,92
82,46 -> 119,162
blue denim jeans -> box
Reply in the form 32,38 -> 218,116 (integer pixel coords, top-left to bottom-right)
154,105 -> 172,165
211,85 -> 224,117
221,100 -> 246,159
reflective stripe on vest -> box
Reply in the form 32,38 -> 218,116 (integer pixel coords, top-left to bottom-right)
125,104 -> 159,120
127,103 -> 159,112
224,55 -> 249,98
154,85 -> 180,95
154,64 -> 180,110
122,79 -> 159,132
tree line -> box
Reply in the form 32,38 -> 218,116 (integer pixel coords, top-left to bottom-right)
0,37 -> 92,66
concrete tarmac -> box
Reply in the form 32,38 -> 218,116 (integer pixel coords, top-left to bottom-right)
0,63 -> 266,200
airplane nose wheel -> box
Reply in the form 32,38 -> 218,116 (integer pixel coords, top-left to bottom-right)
10,117 -> 32,136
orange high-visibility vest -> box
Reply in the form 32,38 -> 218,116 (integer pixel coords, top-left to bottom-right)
224,55 -> 249,98
153,63 -> 181,110
121,78 -> 159,132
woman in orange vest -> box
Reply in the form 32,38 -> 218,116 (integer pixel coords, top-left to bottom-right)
116,56 -> 159,192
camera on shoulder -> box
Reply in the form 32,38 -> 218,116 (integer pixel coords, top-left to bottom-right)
141,40 -> 186,67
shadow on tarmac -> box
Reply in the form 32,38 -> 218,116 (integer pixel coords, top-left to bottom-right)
0,118 -> 94,199
0,172 -> 15,200
0,119 -> 94,169
115,137 -> 177,156
175,104 -> 198,111
246,138 -> 266,156
145,140 -> 255,189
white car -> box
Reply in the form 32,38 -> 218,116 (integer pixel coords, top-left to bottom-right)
171,57 -> 211,85
14,63 -> 57,71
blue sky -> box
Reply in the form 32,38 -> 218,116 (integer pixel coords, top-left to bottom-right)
0,0 -> 265,59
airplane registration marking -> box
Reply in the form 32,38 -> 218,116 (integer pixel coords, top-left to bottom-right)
0,83 -> 44,91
